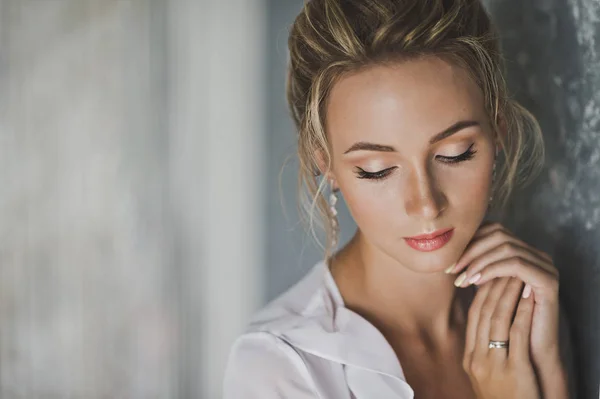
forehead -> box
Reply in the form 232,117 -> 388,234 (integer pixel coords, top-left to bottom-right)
325,56 -> 487,146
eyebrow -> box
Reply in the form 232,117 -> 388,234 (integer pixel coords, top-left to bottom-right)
343,120 -> 481,154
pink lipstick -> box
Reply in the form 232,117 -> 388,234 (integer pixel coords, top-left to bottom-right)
404,228 -> 454,252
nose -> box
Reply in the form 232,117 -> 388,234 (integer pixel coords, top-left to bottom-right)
404,165 -> 447,220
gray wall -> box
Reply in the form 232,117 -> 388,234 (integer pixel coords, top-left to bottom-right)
266,0 -> 600,397
484,0 -> 600,397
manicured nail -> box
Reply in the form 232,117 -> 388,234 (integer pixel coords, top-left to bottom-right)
468,273 -> 481,285
522,284 -> 532,298
454,272 -> 467,287
444,263 -> 456,274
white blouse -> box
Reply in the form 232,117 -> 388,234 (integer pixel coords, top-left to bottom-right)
222,260 -> 416,398
223,260 -> 578,398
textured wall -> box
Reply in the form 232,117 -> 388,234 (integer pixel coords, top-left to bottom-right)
266,0 -> 600,397
483,0 -> 600,397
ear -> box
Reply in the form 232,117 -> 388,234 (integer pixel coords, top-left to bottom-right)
314,149 -> 338,190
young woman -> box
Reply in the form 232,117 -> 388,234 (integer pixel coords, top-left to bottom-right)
224,0 -> 575,397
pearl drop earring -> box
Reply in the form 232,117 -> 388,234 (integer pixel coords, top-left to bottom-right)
329,181 -> 339,249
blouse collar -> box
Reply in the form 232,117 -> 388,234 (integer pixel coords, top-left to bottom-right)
253,260 -> 415,398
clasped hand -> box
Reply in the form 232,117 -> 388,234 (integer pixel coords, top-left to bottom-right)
447,222 -> 562,398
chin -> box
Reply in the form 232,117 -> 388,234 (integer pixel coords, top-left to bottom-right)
377,244 -> 456,274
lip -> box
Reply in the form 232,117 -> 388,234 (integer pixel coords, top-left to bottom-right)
405,227 -> 454,240
403,228 -> 454,252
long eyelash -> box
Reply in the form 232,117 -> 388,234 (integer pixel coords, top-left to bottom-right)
438,144 -> 477,164
355,144 -> 477,180
355,166 -> 395,180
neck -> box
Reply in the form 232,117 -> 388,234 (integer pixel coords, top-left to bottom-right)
331,230 -> 471,343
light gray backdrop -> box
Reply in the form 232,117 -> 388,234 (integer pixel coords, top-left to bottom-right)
0,0 -> 267,398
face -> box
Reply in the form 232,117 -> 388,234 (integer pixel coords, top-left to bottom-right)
324,56 -> 497,273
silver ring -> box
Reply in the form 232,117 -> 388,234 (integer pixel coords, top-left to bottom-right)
488,340 -> 509,349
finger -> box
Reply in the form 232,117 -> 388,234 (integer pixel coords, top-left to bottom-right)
453,231 -> 554,276
474,277 -> 511,359
448,225 -> 508,275
471,221 -> 506,239
450,224 -> 553,274
488,278 -> 524,363
471,257 -> 559,303
508,285 -> 535,364
454,242 -> 558,288
464,281 -> 493,368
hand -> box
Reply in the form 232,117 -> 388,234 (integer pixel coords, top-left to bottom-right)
448,222 -> 561,368
463,277 -> 540,399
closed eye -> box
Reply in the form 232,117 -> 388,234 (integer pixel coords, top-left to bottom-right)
355,166 -> 397,180
354,144 -> 477,181
436,143 -> 477,164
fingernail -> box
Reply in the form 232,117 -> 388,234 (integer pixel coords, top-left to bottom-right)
454,272 -> 467,287
468,273 -> 481,285
444,263 -> 456,274
522,284 -> 532,298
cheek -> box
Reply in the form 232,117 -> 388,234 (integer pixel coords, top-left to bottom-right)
451,173 -> 490,207
445,161 -> 493,211
337,179 -> 399,233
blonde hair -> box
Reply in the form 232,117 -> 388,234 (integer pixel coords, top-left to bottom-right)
285,0 -> 545,259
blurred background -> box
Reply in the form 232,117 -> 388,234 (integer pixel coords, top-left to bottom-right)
0,0 -> 599,398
